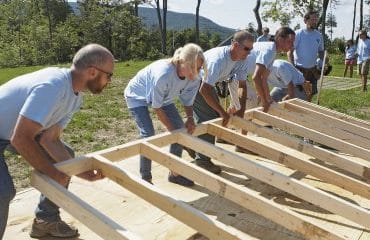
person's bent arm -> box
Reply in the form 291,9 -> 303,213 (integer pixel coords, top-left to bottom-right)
40,124 -> 104,181
10,116 -> 70,186
154,107 -> 175,131
283,81 -> 295,100
235,80 -> 247,118
253,64 -> 272,112
183,105 -> 195,134
199,82 -> 229,126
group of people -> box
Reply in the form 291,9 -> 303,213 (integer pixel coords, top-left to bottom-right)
344,29 -> 370,92
0,10 -> 324,240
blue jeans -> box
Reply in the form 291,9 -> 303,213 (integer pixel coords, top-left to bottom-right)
0,140 -> 16,239
270,86 -> 307,102
192,90 -> 220,163
0,138 -> 74,239
129,103 -> 184,180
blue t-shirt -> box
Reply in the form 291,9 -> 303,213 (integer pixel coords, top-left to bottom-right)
345,45 -> 357,59
357,38 -> 370,64
0,67 -> 82,140
293,28 -> 324,68
124,59 -> 201,109
268,60 -> 304,88
256,35 -> 270,42
203,46 -> 247,86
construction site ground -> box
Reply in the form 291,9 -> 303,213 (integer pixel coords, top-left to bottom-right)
4,135 -> 370,240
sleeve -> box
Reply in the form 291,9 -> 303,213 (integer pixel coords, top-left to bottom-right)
256,50 -> 274,69
204,61 -> 222,86
20,83 -> 62,127
57,113 -> 74,129
179,79 -> 201,106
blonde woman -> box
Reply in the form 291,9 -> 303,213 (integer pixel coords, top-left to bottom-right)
124,43 -> 206,186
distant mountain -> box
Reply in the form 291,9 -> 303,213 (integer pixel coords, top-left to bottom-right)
67,3 -> 235,39
138,7 -> 235,39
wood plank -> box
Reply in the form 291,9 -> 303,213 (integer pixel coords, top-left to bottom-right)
31,171 -> 140,240
290,99 -> 370,129
283,102 -> 370,140
178,133 -> 370,229
85,124 -> 209,162
207,123 -> 370,199
139,142 -> 343,240
268,105 -> 370,150
230,116 -> 370,180
251,110 -> 370,161
91,155 -> 252,240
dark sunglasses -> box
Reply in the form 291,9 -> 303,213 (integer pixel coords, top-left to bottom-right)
239,43 -> 253,52
90,66 -> 113,79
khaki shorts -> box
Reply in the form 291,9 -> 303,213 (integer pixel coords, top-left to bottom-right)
358,59 -> 370,75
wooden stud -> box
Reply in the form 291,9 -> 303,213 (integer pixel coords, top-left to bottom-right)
251,110 -> 370,161
283,102 -> 370,139
31,171 -> 141,240
91,154 -> 253,240
139,142 -> 343,240
178,133 -> 370,229
207,123 -> 370,199
230,116 -> 370,180
291,99 -> 370,129
268,105 -> 370,150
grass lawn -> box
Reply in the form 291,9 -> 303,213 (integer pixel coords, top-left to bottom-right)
1,57 -> 369,191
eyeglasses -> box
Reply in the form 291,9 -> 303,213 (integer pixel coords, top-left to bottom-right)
239,43 -> 253,52
90,66 -> 113,80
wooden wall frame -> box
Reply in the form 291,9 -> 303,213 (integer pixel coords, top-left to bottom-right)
31,98 -> 370,240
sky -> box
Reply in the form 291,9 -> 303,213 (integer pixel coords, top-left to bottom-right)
141,0 -> 369,40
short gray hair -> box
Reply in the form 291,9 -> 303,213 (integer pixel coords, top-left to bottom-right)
72,44 -> 113,69
232,30 -> 254,44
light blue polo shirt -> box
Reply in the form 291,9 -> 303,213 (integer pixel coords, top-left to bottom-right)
357,38 -> 370,64
293,28 -> 324,68
124,59 -> 201,109
203,46 -> 247,86
268,60 -> 304,88
0,67 -> 82,140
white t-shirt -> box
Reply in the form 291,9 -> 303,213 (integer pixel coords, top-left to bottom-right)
268,60 -> 305,88
357,38 -> 370,64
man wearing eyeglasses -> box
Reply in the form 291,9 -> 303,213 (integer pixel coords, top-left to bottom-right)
0,43 -> 114,239
191,30 -> 254,174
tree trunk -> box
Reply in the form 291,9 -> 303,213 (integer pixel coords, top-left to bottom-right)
360,0 -> 364,30
45,0 -> 53,46
321,0 -> 329,49
154,0 -> 165,53
253,0 -> 262,36
352,0 -> 357,41
195,0 -> 201,43
134,2 -> 139,16
162,0 -> 167,54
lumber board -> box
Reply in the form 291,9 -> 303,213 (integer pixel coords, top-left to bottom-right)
230,116 -> 370,180
139,141 -> 343,240
177,133 -> 370,229
31,171 -> 140,240
251,110 -> 370,161
91,155 -> 252,240
268,105 -> 370,150
290,99 -> 370,129
207,123 -> 370,199
282,102 -> 370,139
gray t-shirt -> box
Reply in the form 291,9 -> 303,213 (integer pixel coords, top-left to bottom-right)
0,67 -> 82,140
